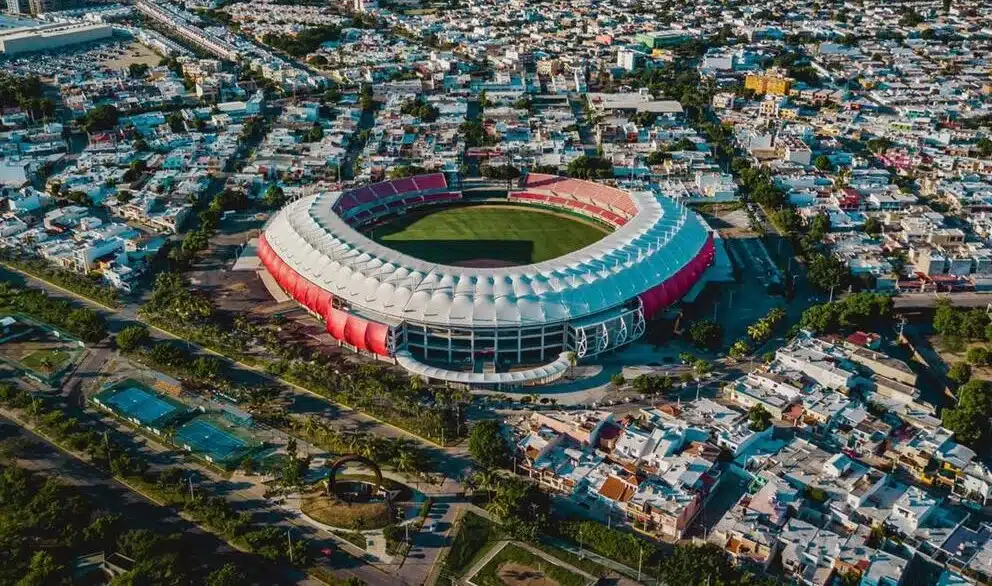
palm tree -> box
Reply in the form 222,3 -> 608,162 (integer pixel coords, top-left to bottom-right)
393,447 -> 416,475
360,435 -> 386,463
344,432 -> 363,454
301,415 -> 318,438
473,469 -> 500,502
565,351 -> 577,379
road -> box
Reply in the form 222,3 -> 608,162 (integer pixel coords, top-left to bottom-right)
0,265 -> 472,482
0,269 -> 469,586
892,292 -> 992,309
0,413 -> 309,585
399,497 -> 463,586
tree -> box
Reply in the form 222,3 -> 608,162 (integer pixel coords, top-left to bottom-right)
610,373 -> 626,389
933,298 -> 960,335
83,104 -> 119,133
65,308 -> 107,343
206,563 -> 246,586
83,513 -> 122,550
566,155 -> 613,180
967,346 -> 992,366
17,551 -> 60,586
863,216 -> 883,235
459,120 -> 490,147
480,164 -> 521,188
866,137 -> 891,154
948,362 -> 973,385
264,184 -> 286,208
807,253 -> 849,292
729,339 -> 750,360
692,359 -> 711,378
748,404 -> 773,432
400,98 -> 440,122
688,320 -> 723,350
468,420 -> 509,469
191,356 -> 222,379
659,543 -> 747,586
977,137 -> 992,159
805,213 -> 829,243
387,165 -> 427,180
305,123 -> 324,143
943,379 -> 992,452
115,324 -> 149,352
144,272 -> 214,324
631,374 -> 673,395
813,155 -> 832,171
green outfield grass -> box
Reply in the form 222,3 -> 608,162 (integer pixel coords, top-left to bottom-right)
369,205 -> 608,266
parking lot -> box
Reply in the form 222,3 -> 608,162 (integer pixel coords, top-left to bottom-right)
1,38 -> 156,79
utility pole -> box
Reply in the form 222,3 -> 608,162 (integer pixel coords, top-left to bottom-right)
188,476 -> 195,501
637,547 -> 643,582
287,529 -> 294,563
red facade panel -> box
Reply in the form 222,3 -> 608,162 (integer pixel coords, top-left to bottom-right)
327,307 -> 349,340
343,315 -> 370,352
313,290 -> 333,317
365,321 -> 390,356
259,234 -> 337,318
638,234 -> 715,318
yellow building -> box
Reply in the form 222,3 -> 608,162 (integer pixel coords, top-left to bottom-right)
745,72 -> 793,96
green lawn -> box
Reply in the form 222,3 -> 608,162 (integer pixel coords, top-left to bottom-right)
471,543 -> 591,586
20,349 -> 70,374
445,512 -> 502,576
369,205 -> 608,266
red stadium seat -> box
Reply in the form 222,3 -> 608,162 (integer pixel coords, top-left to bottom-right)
351,187 -> 376,205
392,177 -> 418,194
371,182 -> 397,198
412,173 -> 446,191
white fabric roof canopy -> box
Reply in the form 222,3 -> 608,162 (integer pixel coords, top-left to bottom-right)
263,186 -> 710,328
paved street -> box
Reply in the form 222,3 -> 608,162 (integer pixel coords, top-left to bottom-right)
0,413 -> 312,585
0,266 -> 451,585
0,265 -> 473,482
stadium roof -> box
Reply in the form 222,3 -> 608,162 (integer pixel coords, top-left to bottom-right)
262,181 -> 710,328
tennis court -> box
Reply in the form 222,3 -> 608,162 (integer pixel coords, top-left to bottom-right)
95,384 -> 184,427
174,416 -> 255,465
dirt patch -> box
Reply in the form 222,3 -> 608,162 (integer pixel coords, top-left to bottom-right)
301,493 -> 392,530
496,563 -> 561,586
100,41 -> 161,70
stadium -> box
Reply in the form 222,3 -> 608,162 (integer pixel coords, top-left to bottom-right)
257,172 -> 714,390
